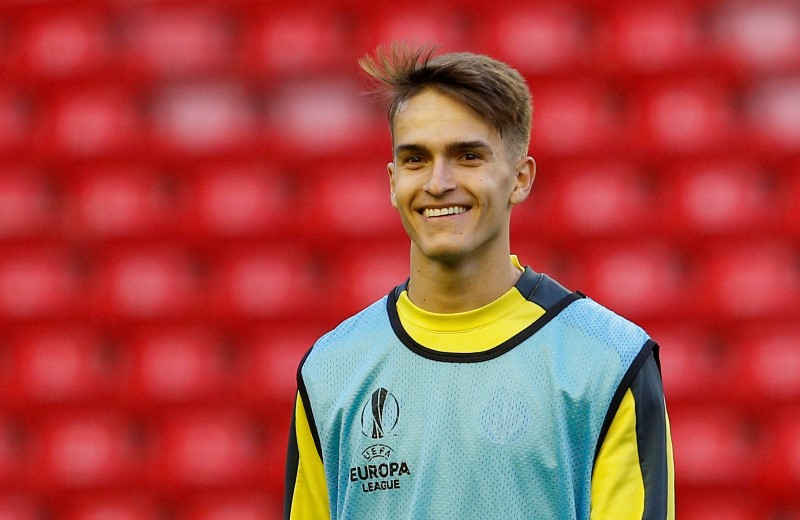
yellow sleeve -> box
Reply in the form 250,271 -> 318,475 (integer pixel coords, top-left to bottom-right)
284,393 -> 331,520
591,353 -> 675,520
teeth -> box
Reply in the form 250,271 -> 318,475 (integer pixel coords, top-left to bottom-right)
423,206 -> 467,218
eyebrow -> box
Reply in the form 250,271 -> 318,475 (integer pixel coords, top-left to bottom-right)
394,143 -> 428,156
394,140 -> 494,156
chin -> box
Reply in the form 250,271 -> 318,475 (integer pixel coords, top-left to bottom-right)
414,241 -> 472,264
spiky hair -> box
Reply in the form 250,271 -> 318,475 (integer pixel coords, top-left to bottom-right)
359,42 -> 533,157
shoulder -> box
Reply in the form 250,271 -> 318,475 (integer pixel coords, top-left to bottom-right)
529,270 -> 647,343
560,296 -> 649,347
543,295 -> 653,379
301,295 -> 391,373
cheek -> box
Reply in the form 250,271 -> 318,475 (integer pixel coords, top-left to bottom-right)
391,186 -> 415,215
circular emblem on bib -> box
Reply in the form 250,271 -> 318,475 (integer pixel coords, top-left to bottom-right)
480,387 -> 531,445
361,388 -> 399,439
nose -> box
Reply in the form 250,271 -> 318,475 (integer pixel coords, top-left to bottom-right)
424,159 -> 456,196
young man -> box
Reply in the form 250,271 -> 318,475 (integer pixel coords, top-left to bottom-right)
284,44 -> 674,519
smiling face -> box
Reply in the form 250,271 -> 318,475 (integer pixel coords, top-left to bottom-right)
388,89 -> 534,269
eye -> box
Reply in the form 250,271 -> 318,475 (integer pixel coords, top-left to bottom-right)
462,152 -> 483,163
402,155 -> 425,168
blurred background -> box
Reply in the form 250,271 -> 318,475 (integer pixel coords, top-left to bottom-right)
0,0 -> 798,518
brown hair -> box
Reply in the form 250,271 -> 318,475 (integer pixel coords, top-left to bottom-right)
359,42 -> 533,157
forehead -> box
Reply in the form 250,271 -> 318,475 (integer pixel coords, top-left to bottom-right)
392,90 -> 500,147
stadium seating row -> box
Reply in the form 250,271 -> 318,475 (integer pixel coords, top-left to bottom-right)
0,491 -> 281,520
1,321 -> 799,408
1,402 -> 799,505
0,324 -> 314,408
0,491 -> 795,520
0,239 -> 796,322
657,324 -> 800,405
1,77 -> 799,158
1,160 -> 799,241
2,1 -> 799,81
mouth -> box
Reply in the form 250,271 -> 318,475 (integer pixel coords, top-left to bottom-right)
420,205 -> 470,218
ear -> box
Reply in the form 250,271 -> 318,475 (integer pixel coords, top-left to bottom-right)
509,156 -> 535,206
387,162 -> 398,208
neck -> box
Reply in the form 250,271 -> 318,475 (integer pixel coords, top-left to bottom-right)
406,247 -> 522,313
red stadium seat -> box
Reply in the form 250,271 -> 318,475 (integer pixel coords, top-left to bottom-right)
148,82 -> 256,153
0,166 -> 58,239
661,160 -> 779,236
120,6 -> 234,77
178,493 -> 279,520
745,78 -> 800,152
208,247 -> 318,320
698,242 -> 800,320
187,162 -> 291,238
731,328 -> 800,402
0,496 -> 41,520
356,4 -> 469,55
66,165 -> 185,239
580,243 -> 693,320
0,90 -> 33,156
762,416 -> 800,495
648,325 -> 733,405
0,247 -> 84,319
677,492 -> 762,520
265,80 -> 381,153
477,4 -> 590,75
9,9 -> 113,79
152,412 -> 264,488
0,417 -> 31,487
304,160 -> 400,238
241,7 -> 354,76
669,406 -> 762,486
328,240 -> 410,316
509,167 -> 559,240
38,89 -> 142,157
33,412 -> 146,487
60,495 -> 160,520
7,327 -> 116,405
509,243 -> 586,292
711,1 -> 800,71
263,414 -> 291,503
531,82 -> 623,155
237,325 -> 321,408
540,160 -> 659,237
90,247 -> 203,320
787,168 -> 800,237
124,327 -> 234,404
603,5 -> 709,72
628,80 -> 739,154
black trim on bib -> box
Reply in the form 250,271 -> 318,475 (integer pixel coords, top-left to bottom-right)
633,351 -> 670,519
387,268 -> 584,363
593,338 -> 658,464
522,268 -> 573,310
296,348 -> 324,460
